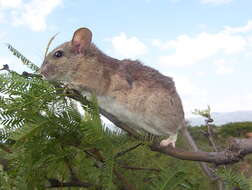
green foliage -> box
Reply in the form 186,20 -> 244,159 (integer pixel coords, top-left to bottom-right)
0,72 -> 117,188
151,170 -> 187,190
192,105 -> 211,119
219,122 -> 252,137
217,169 -> 252,190
179,180 -> 200,190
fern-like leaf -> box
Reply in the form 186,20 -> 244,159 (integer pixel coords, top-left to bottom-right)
151,170 -> 187,190
217,168 -> 252,190
6,43 -> 39,72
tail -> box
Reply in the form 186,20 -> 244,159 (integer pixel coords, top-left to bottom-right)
180,121 -> 215,179
180,121 -> 199,151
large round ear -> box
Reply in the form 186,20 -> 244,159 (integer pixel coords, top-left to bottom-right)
71,27 -> 92,54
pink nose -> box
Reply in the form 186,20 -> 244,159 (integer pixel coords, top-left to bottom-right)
40,69 -> 48,78
40,65 -> 49,77
40,63 -> 57,79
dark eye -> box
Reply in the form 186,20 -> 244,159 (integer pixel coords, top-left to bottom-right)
54,50 -> 64,58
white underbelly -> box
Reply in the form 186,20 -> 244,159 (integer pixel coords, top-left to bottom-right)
81,91 -> 172,136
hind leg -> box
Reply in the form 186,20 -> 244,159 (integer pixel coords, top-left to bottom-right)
160,133 -> 178,148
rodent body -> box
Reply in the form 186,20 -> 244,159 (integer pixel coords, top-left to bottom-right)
40,28 -> 185,145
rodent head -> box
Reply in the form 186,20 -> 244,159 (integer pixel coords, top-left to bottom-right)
40,27 -> 93,81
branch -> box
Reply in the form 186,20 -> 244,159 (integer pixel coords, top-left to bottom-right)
115,143 -> 143,159
150,138 -> 252,166
193,108 -> 226,190
205,115 -> 226,190
0,65 -> 41,79
0,64 -> 10,72
205,116 -> 219,152
22,71 -> 42,78
119,164 -> 160,172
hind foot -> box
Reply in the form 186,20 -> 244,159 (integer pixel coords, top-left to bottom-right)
160,133 -> 178,148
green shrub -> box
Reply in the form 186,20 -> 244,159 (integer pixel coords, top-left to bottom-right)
218,122 -> 252,137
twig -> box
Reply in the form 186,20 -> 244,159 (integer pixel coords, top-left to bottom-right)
0,64 -> 41,79
85,148 -> 105,162
84,148 -> 106,169
115,143 -> 143,158
0,64 -> 10,72
199,129 -> 208,137
22,71 -> 42,78
119,164 -> 160,172
205,116 -> 218,152
204,112 -> 225,190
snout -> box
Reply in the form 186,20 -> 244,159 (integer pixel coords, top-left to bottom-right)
39,61 -> 58,81
40,65 -> 47,77
39,61 -> 47,74
40,61 -> 51,78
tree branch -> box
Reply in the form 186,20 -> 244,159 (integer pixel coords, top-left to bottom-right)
0,64 -> 10,72
205,115 -> 219,152
22,71 -> 42,78
150,138 -> 252,166
115,143 -> 143,159
204,113 -> 224,190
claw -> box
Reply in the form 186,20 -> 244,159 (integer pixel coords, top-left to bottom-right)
160,133 -> 178,148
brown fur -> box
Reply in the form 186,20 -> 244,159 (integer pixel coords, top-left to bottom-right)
40,28 -> 185,137
86,44 -> 175,91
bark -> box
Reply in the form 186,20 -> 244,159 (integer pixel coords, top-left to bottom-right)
150,138 -> 252,166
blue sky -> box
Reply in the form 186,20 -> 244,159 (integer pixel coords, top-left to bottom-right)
0,0 -> 252,117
